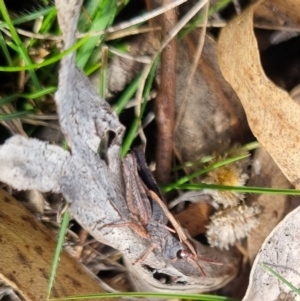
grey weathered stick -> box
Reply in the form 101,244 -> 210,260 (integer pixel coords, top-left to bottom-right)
0,0 -> 239,292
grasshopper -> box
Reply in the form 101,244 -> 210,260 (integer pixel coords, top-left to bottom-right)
122,148 -> 222,276
99,148 -> 221,276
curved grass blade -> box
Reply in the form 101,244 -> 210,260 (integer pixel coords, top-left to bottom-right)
263,263 -> 300,296
0,0 -> 40,88
113,73 -> 142,115
99,46 -> 108,98
0,6 -> 55,29
0,86 -> 56,107
121,56 -> 159,157
0,31 -> 12,65
47,210 -> 70,299
39,6 -> 57,33
171,140 -> 257,170
49,291 -> 237,301
76,0 -> 117,69
179,0 -> 232,38
164,154 -> 249,192
0,110 -> 34,121
170,183 -> 300,196
0,35 -> 90,71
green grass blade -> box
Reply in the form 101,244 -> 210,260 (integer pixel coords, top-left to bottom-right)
77,0 -> 98,30
117,0 -> 131,14
27,6 -> 58,49
0,0 -> 40,89
113,73 -> 142,115
49,292 -> 237,301
47,210 -> 70,299
0,34 -> 90,71
164,154 -> 249,192
172,155 -> 214,171
121,56 -> 160,157
179,0 -> 232,38
0,95 -> 18,106
173,141 -> 260,171
39,6 -> 57,32
0,31 -> 12,65
0,110 -> 33,121
0,6 -> 55,29
99,46 -> 108,98
167,183 -> 300,196
76,0 -> 117,69
85,62 -> 101,76
22,86 -> 57,98
262,263 -> 300,295
121,117 -> 140,157
229,141 -> 260,153
6,40 -> 20,53
0,87 -> 56,107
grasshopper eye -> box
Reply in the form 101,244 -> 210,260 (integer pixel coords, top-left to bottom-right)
177,249 -> 190,259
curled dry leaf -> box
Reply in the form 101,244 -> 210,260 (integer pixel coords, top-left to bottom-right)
175,202 -> 214,237
0,189 -> 107,301
98,11 -> 252,289
107,32 -> 250,164
218,0 -> 300,188
290,83 -> 300,102
174,34 -> 250,165
0,0 -> 240,293
243,205 -> 300,301
247,147 -> 299,264
107,27 -> 253,283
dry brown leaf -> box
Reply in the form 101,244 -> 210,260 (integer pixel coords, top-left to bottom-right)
243,205 -> 300,301
290,83 -> 300,102
174,34 -> 250,164
175,202 -> 214,237
107,32 -> 250,164
0,189 -> 109,301
246,147 -> 298,263
218,0 -> 300,188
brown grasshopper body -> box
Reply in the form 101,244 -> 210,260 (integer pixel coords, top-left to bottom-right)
122,153 -> 182,259
122,149 -> 222,276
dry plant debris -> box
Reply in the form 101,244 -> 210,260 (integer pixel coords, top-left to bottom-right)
243,205 -> 300,301
218,0 -> 300,188
0,0 -> 240,295
207,204 -> 260,250
217,0 -> 300,298
246,147 -> 299,264
0,189 -> 107,301
0,0 -> 300,299
202,153 -> 249,208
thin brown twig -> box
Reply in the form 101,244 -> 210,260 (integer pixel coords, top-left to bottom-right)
25,114 -> 58,120
2,17 -> 300,42
0,0 -> 187,41
106,26 -> 161,41
232,0 -> 242,15
134,0 -> 208,154
174,2 -> 210,131
135,0 -> 210,114
108,46 -> 152,63
154,0 -> 177,184
0,25 -> 161,41
73,228 -> 89,259
21,118 -> 61,130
